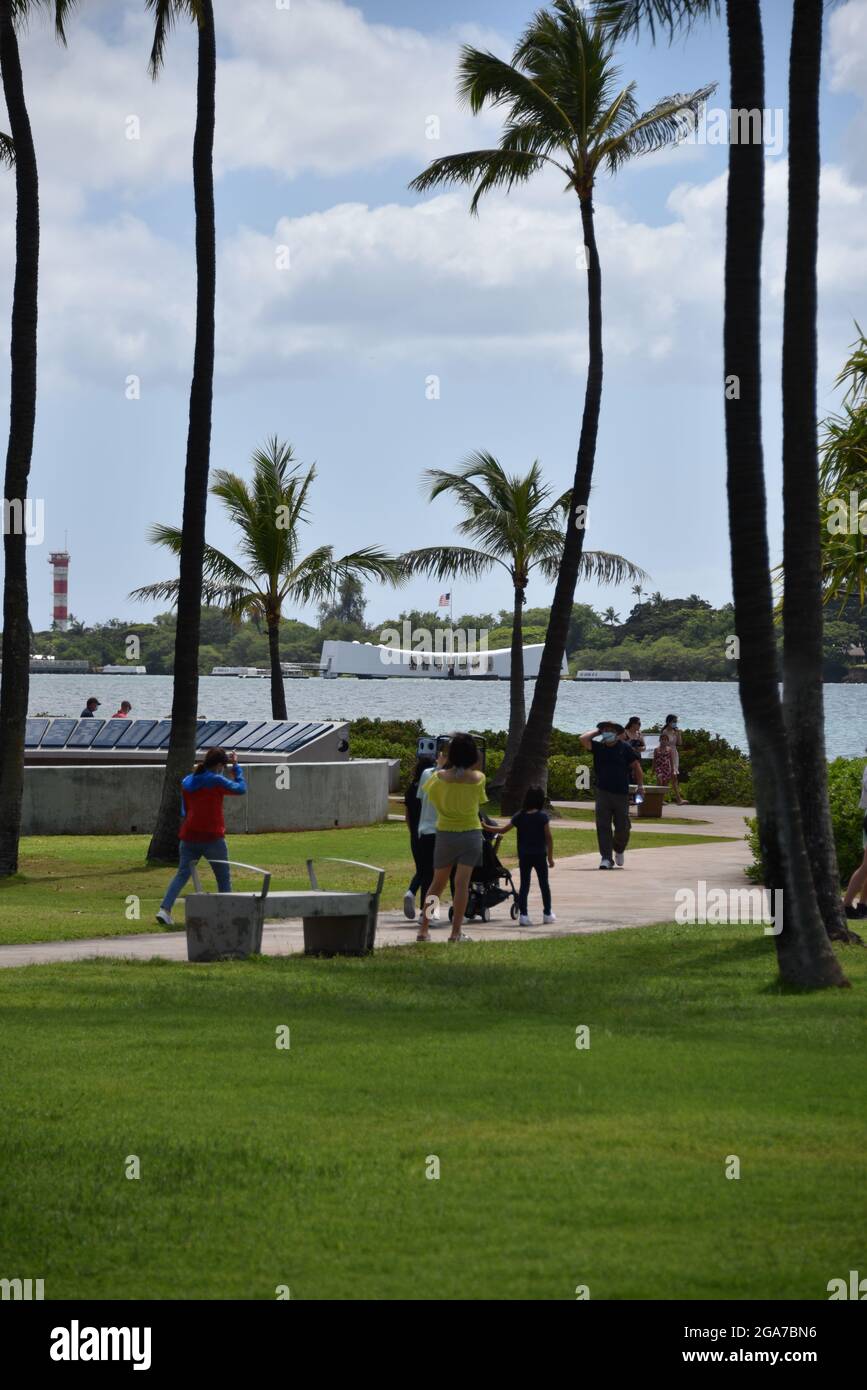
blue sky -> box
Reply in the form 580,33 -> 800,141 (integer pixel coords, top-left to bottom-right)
1,0 -> 866,634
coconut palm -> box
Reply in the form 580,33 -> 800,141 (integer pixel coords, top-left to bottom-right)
820,327 -> 867,605
398,451 -> 647,787
781,0 -> 856,945
603,607 -> 620,625
132,439 -> 404,719
144,0 -> 217,865
0,0 -> 77,879
410,1 -> 712,813
599,0 -> 846,985
632,583 -> 643,608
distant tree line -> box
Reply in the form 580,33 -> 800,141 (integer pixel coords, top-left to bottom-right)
25,589 -> 867,683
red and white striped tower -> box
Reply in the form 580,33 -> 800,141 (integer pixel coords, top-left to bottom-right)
48,550 -> 70,630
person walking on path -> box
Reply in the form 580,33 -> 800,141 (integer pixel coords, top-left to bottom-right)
414,748 -> 446,924
662,714 -> 686,804
80,697 -> 100,717
417,733 -> 486,943
653,731 -> 674,790
112,701 -> 132,718
403,754 -> 434,919
496,785 -> 555,926
155,747 -> 247,927
580,722 -> 643,869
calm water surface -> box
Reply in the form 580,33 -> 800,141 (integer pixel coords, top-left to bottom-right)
28,675 -> 867,760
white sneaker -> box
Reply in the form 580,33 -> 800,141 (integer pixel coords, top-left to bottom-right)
543,912 -> 556,924
424,894 -> 441,922
599,859 -> 613,870
519,914 -> 533,926
156,908 -> 174,927
403,890 -> 416,920
614,852 -> 625,867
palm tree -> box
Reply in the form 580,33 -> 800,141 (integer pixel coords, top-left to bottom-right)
131,438 -> 403,719
820,327 -> 867,603
410,1 -> 713,812
781,0 -> 855,945
0,0 -> 76,878
144,0 -> 217,865
398,451 -> 647,788
599,0 -> 846,987
603,607 -> 620,625
632,583 -> 643,609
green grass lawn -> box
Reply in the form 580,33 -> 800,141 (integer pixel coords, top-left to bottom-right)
0,928 -> 863,1300
546,804 -> 714,827
0,824 -> 728,945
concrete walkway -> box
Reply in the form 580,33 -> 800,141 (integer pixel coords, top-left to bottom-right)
0,805 -> 754,969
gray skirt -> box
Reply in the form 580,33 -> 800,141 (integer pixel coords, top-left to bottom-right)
434,828 -> 483,869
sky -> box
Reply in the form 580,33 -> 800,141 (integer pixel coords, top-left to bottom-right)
1,0 -> 866,634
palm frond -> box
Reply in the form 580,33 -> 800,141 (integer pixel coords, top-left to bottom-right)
397,546 -> 499,584
603,84 -> 717,169
145,0 -> 201,78
0,133 -> 15,168
593,0 -> 718,45
537,548 -> 650,586
457,43 -> 577,145
835,321 -> 867,407
409,148 -> 549,212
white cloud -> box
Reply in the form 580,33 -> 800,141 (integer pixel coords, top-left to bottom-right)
0,0 -> 504,200
828,0 -> 867,182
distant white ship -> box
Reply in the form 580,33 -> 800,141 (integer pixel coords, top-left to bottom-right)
211,665 -> 308,679
574,670 -> 631,682
97,665 -> 147,675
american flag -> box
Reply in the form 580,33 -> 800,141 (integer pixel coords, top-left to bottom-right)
438,593 -> 451,607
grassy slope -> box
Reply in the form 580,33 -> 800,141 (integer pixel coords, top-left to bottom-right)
0,825 -> 729,945
0,929 -> 863,1300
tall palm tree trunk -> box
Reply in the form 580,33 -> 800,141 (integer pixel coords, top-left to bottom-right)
490,580 -> 526,792
781,0 -> 850,943
147,0 -> 216,863
724,0 -> 844,987
268,616 -> 287,720
0,2 -> 38,877
502,197 -> 602,813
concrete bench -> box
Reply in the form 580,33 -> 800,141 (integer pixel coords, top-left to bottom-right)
184,857 -> 385,961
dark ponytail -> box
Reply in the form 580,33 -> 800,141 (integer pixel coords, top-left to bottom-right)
194,746 -> 228,775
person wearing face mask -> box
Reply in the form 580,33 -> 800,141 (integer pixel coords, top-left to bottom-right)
579,721 -> 644,869
661,714 -> 685,804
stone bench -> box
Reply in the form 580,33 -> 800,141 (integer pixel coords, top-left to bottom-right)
184,857 -> 385,961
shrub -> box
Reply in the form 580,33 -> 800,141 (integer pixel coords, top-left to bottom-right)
349,737 -> 416,791
748,757 -> 867,886
684,757 -> 753,806
485,748 -> 504,782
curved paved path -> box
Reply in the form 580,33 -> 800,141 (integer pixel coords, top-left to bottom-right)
0,805 -> 754,968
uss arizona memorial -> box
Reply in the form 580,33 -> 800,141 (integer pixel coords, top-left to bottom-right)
318,638 -> 629,680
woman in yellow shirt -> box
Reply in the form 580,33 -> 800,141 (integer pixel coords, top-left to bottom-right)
417,732 -> 486,943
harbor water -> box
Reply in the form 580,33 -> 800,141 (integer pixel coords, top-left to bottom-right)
26,674 -> 867,760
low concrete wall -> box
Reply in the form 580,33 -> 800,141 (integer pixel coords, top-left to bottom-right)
20,761 -> 390,836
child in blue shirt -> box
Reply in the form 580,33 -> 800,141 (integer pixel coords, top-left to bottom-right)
496,785 -> 555,926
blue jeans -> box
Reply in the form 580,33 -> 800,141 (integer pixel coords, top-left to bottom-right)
161,839 -> 231,911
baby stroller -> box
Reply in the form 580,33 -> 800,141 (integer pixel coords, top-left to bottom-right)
449,829 -> 520,923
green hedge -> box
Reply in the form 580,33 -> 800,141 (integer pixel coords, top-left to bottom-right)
684,757 -> 753,806
348,719 -> 751,806
746,757 -> 866,886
